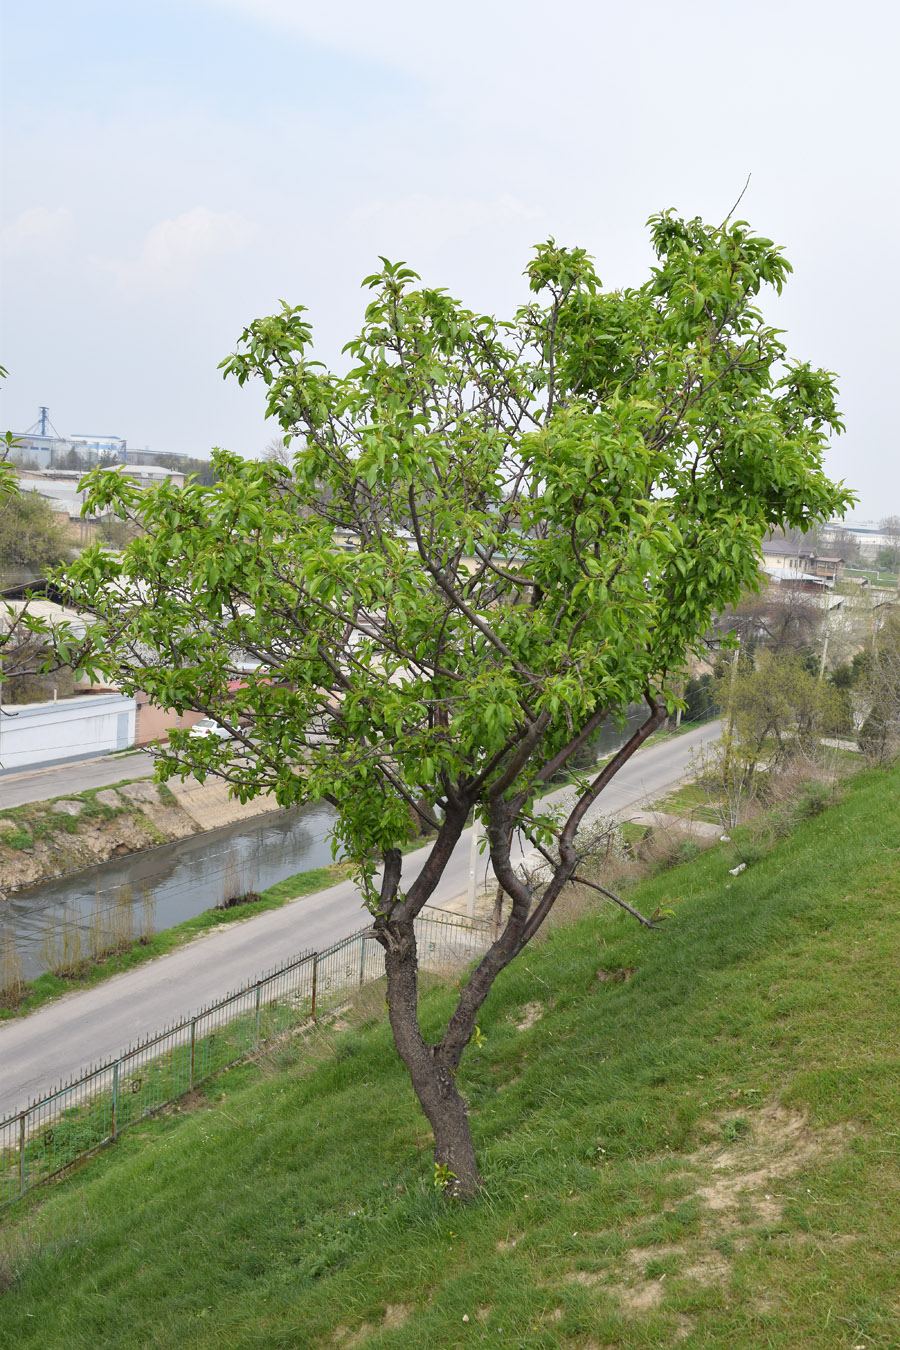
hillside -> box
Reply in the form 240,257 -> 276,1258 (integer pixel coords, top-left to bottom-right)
1,763 -> 899,1348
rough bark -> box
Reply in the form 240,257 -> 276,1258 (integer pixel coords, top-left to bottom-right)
381,930 -> 481,1197
373,799 -> 481,1197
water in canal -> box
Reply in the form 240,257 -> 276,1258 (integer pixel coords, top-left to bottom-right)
2,706 -> 649,980
3,801 -> 339,980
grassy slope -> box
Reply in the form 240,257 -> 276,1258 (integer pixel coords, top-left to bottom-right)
1,765 -> 899,1348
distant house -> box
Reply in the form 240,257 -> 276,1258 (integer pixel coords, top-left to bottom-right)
1,598 -> 203,761
11,464 -> 185,546
759,539 -> 843,591
113,464 -> 185,490
11,470 -> 112,544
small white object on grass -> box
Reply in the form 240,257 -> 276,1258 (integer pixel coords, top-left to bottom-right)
728,863 -> 747,876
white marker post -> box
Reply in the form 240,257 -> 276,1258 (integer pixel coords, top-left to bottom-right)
467,814 -> 480,918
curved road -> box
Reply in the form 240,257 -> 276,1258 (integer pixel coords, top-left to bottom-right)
0,719 -> 722,1118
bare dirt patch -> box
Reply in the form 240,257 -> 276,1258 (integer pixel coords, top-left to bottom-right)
513,1001 -> 544,1030
562,1102 -> 852,1331
171,1089 -> 209,1114
566,1270 -> 604,1287
613,1278 -> 665,1312
687,1103 -> 850,1222
627,1243 -> 686,1267
594,967 -> 635,985
381,1304 -> 411,1330
679,1251 -> 731,1285
332,1304 -> 411,1345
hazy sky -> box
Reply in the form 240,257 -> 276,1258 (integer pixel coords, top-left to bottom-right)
1,0 -> 896,519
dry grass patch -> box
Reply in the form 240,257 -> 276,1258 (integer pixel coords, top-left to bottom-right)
513,1001 -> 544,1031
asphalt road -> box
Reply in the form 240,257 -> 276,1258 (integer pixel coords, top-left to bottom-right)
0,719 -> 722,1118
0,750 -> 156,809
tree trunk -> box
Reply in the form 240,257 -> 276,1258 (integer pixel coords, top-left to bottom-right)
381,928 -> 481,1199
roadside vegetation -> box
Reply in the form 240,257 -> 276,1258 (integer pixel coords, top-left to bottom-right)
0,759 -> 898,1347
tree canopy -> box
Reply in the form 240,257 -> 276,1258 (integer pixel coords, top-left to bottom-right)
58,212 -> 852,1195
0,488 -> 72,580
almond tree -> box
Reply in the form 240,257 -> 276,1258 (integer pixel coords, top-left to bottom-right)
59,214 -> 852,1196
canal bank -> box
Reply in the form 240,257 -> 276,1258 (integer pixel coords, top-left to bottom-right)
0,719 -> 726,1114
0,792 -> 338,981
0,773 -> 292,894
0,711 -> 716,985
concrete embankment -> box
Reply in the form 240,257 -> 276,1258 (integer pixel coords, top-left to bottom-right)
0,775 -> 281,893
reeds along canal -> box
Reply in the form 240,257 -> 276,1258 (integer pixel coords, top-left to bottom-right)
0,801 -> 338,981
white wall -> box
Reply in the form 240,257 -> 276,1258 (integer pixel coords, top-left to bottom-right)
0,693 -> 136,773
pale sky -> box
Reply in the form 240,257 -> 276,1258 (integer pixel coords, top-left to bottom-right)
1,0 -> 897,519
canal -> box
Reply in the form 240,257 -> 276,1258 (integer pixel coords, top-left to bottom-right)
3,800 -> 338,980
2,704 -> 649,980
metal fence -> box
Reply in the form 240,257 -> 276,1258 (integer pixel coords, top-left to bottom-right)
0,907 -> 493,1209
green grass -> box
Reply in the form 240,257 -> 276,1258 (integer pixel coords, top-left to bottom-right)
1,763 -> 899,1346
843,565 -> 899,587
0,825 -> 32,851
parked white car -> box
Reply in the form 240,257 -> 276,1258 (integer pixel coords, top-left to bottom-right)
188,717 -> 235,740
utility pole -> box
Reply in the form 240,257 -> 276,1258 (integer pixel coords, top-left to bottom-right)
726,635 -> 741,738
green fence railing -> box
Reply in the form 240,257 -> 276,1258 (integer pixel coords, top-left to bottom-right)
0,907 -> 493,1209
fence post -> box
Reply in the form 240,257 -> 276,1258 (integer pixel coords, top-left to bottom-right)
18,1112 -> 26,1198
254,981 -> 262,1048
1,917 -> 481,1213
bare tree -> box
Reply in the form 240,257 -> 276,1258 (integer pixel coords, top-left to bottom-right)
262,436 -> 293,469
858,613 -> 900,763
878,515 -> 900,571
717,582 -> 824,656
